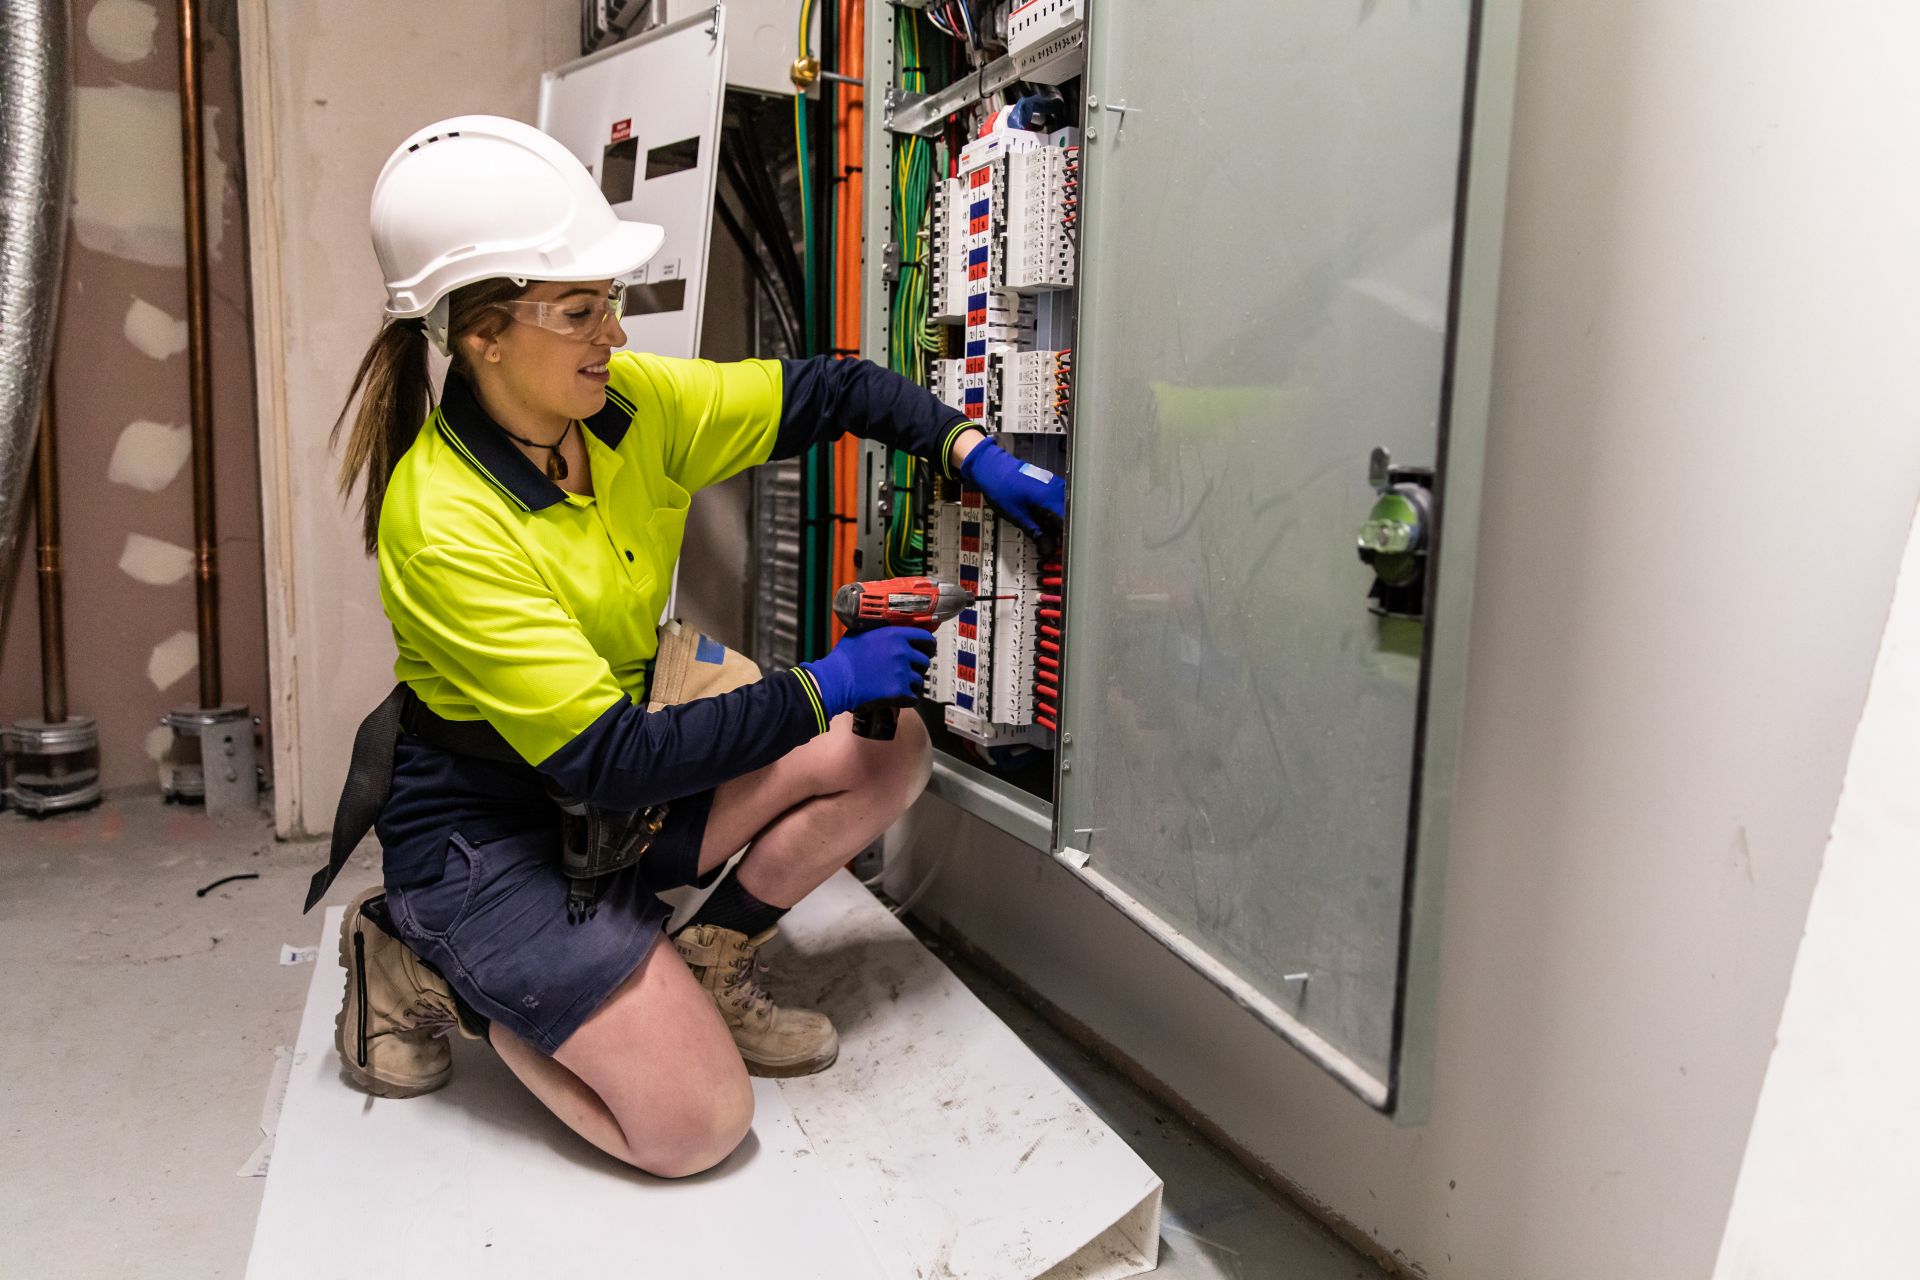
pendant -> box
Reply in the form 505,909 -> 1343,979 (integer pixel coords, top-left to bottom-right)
547,453 -> 568,483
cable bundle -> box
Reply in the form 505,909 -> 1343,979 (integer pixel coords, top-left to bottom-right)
883,8 -> 951,576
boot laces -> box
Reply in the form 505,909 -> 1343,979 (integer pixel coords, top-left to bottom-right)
406,994 -> 462,1039
725,953 -> 775,1017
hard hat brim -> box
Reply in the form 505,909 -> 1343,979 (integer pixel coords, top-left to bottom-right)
551,218 -> 668,286
381,218 -> 667,319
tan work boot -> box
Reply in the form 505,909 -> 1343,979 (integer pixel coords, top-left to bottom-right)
672,924 -> 839,1078
334,888 -> 482,1098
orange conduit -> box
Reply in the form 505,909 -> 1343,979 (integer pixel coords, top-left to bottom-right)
829,0 -> 865,634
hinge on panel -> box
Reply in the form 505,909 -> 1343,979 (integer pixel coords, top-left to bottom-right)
882,241 -> 902,282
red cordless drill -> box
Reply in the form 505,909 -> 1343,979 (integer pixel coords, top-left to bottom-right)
831,576 -> 975,739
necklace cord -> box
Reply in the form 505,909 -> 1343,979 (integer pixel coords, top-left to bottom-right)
497,419 -> 575,483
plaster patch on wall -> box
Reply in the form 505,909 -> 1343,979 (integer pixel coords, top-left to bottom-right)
108,420 -> 192,492
86,0 -> 159,64
144,724 -> 173,762
148,630 -> 199,693
119,532 -> 194,586
124,297 -> 189,361
72,86 -> 229,267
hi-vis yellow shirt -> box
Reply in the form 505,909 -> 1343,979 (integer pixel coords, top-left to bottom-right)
378,352 -> 804,765
374,350 -> 968,798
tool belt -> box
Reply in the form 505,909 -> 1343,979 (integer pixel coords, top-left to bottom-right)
306,621 -> 762,922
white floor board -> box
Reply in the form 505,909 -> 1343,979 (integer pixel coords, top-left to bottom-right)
248,872 -> 1161,1279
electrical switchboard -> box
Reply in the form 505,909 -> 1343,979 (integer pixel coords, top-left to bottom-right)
861,0 -> 1519,1116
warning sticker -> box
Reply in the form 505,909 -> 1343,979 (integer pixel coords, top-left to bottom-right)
610,118 -> 632,143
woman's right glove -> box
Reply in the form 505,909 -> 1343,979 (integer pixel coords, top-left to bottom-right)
800,626 -> 938,719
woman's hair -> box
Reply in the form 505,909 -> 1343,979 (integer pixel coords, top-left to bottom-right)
331,276 -> 528,554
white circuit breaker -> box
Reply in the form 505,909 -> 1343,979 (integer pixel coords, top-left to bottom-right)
1005,0 -> 1087,85
929,177 -> 969,324
993,349 -> 1071,435
1004,145 -> 1078,292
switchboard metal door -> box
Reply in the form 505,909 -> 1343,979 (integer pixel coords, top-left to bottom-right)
1056,0 -> 1518,1111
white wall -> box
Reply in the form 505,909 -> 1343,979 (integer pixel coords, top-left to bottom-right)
1713,507 -> 1920,1276
238,0 -> 579,835
889,3 -> 1920,1277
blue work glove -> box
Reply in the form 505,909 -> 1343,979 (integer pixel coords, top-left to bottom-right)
959,439 -> 1066,542
801,626 -> 937,719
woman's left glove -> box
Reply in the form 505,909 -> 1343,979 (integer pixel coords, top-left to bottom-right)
960,439 -> 1065,542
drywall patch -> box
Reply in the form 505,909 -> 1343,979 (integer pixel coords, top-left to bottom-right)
124,297 -> 189,361
72,86 -> 229,267
120,532 -> 194,586
86,0 -> 159,64
108,420 -> 192,492
149,630 -> 199,693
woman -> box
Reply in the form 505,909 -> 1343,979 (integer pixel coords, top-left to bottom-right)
322,117 -> 1064,1178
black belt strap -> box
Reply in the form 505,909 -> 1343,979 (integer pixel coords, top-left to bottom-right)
303,685 -> 523,912
398,692 -> 520,765
305,685 -> 406,912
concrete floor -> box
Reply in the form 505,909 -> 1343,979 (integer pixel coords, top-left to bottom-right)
1,792 -> 1384,1280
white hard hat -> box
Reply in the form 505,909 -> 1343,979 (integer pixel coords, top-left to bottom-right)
370,115 -> 665,353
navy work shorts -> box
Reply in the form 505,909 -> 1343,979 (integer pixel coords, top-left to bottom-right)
385,789 -> 718,1054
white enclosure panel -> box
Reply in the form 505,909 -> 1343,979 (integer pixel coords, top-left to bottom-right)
540,8 -> 728,358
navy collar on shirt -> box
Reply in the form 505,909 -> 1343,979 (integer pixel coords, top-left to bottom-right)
437,369 -> 636,512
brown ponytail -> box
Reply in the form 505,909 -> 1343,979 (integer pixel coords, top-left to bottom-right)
332,276 -> 531,555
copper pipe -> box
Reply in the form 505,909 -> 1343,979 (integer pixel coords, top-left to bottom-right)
175,0 -> 220,709
33,384 -> 65,724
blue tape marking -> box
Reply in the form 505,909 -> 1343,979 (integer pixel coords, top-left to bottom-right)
956,692 -> 974,710
695,635 -> 726,664
969,246 -> 989,265
966,339 -> 987,357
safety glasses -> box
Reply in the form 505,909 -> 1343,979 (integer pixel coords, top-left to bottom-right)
490,285 -> 624,340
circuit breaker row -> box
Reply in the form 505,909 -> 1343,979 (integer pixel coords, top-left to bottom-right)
922,120 -> 1080,747
928,136 -> 1078,436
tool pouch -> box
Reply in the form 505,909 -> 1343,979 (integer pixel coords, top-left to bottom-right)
645,619 -> 764,711
555,793 -> 668,923
556,621 -> 763,923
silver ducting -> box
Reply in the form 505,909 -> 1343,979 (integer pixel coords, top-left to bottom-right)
0,0 -> 73,591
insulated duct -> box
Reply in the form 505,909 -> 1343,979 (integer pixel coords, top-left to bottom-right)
0,0 -> 73,595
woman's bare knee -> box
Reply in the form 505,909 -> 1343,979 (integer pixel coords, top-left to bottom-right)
819,711 -> 930,801
622,1060 -> 754,1178
885,710 -> 932,806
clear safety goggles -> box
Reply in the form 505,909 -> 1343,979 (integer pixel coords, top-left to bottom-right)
490,285 -> 625,340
